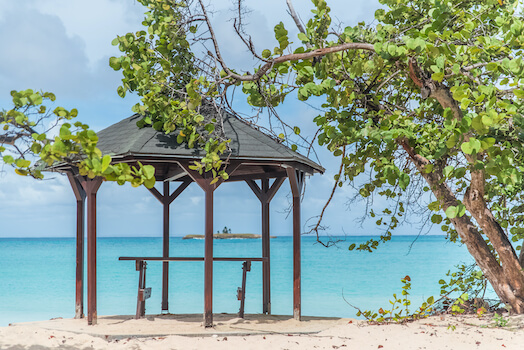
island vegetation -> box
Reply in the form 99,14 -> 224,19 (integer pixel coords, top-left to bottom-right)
183,226 -> 276,239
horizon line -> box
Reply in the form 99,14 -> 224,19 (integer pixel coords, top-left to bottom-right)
0,234 -> 448,239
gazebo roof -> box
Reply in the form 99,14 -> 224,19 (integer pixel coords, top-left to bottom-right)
95,106 -> 324,181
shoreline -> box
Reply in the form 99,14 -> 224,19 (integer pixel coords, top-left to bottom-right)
1,313 -> 522,350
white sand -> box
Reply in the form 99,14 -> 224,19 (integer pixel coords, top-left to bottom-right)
1,313 -> 523,350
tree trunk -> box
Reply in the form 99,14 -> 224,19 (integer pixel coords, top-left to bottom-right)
404,59 -> 524,313
464,170 -> 524,313
399,139 -> 524,313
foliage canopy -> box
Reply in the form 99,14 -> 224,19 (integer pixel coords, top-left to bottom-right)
109,0 -> 524,312
0,89 -> 155,188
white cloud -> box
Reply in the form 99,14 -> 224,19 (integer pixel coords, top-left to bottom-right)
0,2 -> 141,130
32,0 -> 145,67
0,9 -> 88,96
0,170 -> 74,237
1,0 -> 429,238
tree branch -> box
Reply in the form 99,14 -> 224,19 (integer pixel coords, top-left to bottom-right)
308,145 -> 345,245
286,0 -> 307,35
201,0 -> 374,84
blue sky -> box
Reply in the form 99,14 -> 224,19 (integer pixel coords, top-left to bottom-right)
0,0 -> 436,238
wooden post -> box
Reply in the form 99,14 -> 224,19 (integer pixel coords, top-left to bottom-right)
261,178 -> 270,314
75,198 -> 85,318
178,161 -> 240,327
245,177 -> 285,314
67,173 -> 86,319
162,181 -> 170,311
286,168 -> 304,321
178,162 -> 241,327
82,177 -> 103,326
204,188 -> 214,327
147,180 -> 191,312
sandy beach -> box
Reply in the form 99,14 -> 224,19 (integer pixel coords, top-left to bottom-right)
1,313 -> 523,350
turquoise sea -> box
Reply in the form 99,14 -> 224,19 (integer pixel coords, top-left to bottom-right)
0,235 -> 479,326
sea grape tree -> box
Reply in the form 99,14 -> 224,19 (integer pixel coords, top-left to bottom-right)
112,0 -> 524,312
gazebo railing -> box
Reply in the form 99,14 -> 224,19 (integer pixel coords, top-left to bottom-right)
119,256 -> 267,320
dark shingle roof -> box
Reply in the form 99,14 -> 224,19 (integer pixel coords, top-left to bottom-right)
96,109 -> 324,174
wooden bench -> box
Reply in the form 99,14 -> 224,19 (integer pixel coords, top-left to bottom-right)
119,257 -> 267,319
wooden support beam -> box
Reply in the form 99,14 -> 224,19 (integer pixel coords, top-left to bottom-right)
147,187 -> 164,203
147,180 -> 191,312
81,177 -> 103,326
245,179 -> 262,201
267,177 -> 285,202
245,176 -> 285,314
161,182 -> 170,311
167,180 -> 191,204
177,162 -> 242,327
286,168 -> 304,321
261,179 -> 271,314
228,170 -> 287,182
204,188 -> 213,327
67,172 -> 86,319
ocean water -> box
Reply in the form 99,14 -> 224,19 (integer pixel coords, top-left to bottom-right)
0,235 -> 478,326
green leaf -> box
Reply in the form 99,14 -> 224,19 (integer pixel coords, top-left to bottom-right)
117,86 -> 126,98
514,89 -> 524,99
261,49 -> 272,59
297,32 -> 308,42
443,165 -> 454,178
204,123 -> 215,133
144,177 -> 156,189
14,158 -> 30,168
399,172 -> 410,190
446,134 -> 459,148
457,204 -> 466,217
109,57 -> 121,70
101,155 -> 111,172
486,62 -> 499,71
431,214 -> 443,224
143,165 -> 155,179
445,206 -> 458,219
29,93 -> 43,105
461,138 -> 481,154
431,72 -> 444,82
3,155 -> 14,164
423,164 -> 434,173
14,168 -> 28,176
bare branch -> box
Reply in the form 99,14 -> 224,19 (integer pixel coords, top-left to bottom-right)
462,59 -> 505,71
308,145 -> 345,243
377,70 -> 403,92
237,43 -> 374,82
286,0 -> 307,34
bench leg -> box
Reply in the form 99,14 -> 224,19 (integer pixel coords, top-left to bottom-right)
136,261 -> 147,319
238,261 -> 251,318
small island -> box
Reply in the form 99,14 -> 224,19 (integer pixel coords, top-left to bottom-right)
183,226 -> 276,240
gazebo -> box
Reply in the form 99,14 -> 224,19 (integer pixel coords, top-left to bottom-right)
58,105 -> 324,327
